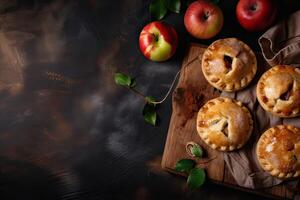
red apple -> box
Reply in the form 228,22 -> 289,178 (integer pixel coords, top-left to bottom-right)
184,0 -> 223,39
236,0 -> 277,32
139,21 -> 178,62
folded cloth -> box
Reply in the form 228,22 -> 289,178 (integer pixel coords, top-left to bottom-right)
258,10 -> 300,67
220,10 -> 300,198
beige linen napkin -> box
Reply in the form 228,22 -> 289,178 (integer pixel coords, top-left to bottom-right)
220,10 -> 300,197
258,10 -> 300,67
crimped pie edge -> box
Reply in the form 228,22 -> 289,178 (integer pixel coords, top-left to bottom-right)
201,38 -> 257,92
196,97 -> 253,151
256,65 -> 300,118
256,125 -> 300,179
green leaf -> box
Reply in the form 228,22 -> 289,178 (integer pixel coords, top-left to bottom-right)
191,144 -> 203,158
174,159 -> 195,173
114,73 -> 133,87
210,0 -> 220,4
144,109 -> 157,126
186,142 -> 203,158
187,168 -> 206,190
164,0 -> 181,13
150,0 -> 168,20
129,78 -> 136,88
143,103 -> 157,126
145,96 -> 156,104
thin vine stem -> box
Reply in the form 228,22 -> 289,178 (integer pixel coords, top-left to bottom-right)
197,156 -> 218,164
126,55 -> 199,105
150,69 -> 181,105
127,69 -> 181,105
129,87 -> 147,99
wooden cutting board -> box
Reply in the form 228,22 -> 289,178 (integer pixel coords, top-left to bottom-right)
161,43 -> 297,199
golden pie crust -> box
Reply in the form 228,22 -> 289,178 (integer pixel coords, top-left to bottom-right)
202,38 -> 257,92
257,65 -> 300,118
196,97 -> 253,151
256,125 -> 300,179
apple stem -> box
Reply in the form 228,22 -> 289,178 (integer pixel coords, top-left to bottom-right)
203,11 -> 209,20
152,33 -> 159,42
250,4 -> 257,11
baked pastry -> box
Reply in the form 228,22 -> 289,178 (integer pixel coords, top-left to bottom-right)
196,97 -> 253,151
202,38 -> 257,92
257,65 -> 300,118
256,125 -> 300,179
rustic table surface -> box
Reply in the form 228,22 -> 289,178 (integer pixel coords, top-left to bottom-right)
0,0 -> 299,200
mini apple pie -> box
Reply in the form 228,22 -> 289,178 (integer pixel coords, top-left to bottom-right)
257,65 -> 300,118
256,125 -> 300,179
202,38 -> 257,92
196,97 -> 253,151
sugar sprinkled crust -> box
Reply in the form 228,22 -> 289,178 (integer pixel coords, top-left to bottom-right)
202,38 -> 257,92
196,97 -> 253,151
256,65 -> 300,118
256,125 -> 300,179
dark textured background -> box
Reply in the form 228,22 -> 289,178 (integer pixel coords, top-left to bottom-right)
0,0 -> 299,199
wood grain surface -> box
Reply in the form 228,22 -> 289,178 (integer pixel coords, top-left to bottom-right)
161,43 -> 296,200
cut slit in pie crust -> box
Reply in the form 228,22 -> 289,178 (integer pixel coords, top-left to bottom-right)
201,38 -> 257,92
196,97 -> 253,151
256,65 -> 300,118
256,125 -> 300,179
